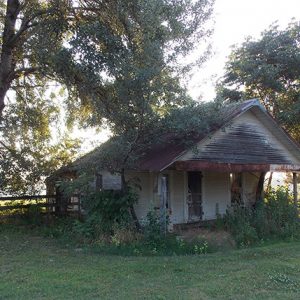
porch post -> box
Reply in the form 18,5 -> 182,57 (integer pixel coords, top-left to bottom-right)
293,172 -> 298,209
160,175 -> 167,235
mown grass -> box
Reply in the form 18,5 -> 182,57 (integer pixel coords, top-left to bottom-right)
0,225 -> 300,299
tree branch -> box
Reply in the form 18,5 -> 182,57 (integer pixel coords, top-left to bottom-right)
11,67 -> 40,80
7,7 -> 57,48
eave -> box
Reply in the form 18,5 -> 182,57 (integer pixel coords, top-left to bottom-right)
174,161 -> 300,173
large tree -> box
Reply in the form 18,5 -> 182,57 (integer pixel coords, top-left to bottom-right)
58,0 -> 215,170
217,21 -> 300,142
0,0 -> 72,118
0,0 -> 215,194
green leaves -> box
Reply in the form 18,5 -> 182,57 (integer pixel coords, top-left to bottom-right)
0,0 -> 215,194
218,21 -> 300,142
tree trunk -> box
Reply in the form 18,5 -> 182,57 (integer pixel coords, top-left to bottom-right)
120,168 -> 141,231
255,172 -> 266,205
0,0 -> 20,118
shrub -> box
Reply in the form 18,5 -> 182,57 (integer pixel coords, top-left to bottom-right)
77,188 -> 138,237
223,205 -> 259,246
263,187 -> 299,238
224,187 -> 299,247
142,210 -> 165,247
139,209 -> 212,255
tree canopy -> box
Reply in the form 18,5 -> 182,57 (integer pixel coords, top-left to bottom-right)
0,0 -> 215,194
216,21 -> 300,142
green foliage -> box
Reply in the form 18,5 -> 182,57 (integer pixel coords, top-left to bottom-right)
217,21 -> 300,142
224,187 -> 300,247
41,216 -> 76,239
0,98 -> 81,194
33,207 -> 212,256
51,0 -> 214,133
74,100 -> 223,173
75,189 -> 138,237
111,210 -> 211,256
53,0 -> 215,175
1,0 -> 215,195
224,207 -> 259,247
142,210 -> 164,247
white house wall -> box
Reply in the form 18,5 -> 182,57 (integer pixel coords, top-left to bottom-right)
127,170 -> 232,224
202,171 -> 231,220
125,171 -> 155,222
126,170 -> 186,224
169,171 -> 185,224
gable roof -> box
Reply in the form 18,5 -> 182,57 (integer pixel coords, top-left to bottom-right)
137,100 -> 255,171
139,99 -> 300,171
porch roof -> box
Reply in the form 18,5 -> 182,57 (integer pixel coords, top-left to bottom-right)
174,161 -> 300,173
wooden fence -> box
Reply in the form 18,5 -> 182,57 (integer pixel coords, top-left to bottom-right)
0,194 -> 81,217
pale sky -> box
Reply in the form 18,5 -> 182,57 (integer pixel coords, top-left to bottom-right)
188,0 -> 300,101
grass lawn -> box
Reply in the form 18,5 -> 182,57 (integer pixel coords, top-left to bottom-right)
0,226 -> 300,299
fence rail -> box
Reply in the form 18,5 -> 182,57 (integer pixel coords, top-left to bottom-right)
0,195 -> 56,201
0,194 -> 81,217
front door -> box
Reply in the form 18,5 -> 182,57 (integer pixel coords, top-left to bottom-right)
187,171 -> 202,221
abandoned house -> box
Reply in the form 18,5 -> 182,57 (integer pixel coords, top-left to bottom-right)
47,99 -> 300,225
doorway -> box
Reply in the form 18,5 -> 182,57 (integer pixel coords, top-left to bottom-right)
230,172 -> 243,205
187,171 -> 203,221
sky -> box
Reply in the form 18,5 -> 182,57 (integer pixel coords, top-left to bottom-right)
188,0 -> 300,101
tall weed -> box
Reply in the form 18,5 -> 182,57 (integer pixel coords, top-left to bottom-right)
224,187 -> 299,247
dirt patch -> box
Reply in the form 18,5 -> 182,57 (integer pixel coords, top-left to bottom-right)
177,227 -> 236,250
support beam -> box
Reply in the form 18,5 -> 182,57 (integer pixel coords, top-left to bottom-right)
173,161 -> 300,173
293,172 -> 298,209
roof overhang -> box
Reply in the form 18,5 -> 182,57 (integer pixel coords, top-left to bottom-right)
174,161 -> 300,173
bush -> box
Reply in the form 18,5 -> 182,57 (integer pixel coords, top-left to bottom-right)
22,204 -> 44,226
76,188 -> 138,238
224,187 -> 299,247
223,205 -> 259,246
142,210 -> 166,247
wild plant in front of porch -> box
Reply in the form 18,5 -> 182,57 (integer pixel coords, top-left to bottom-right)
224,186 -> 300,247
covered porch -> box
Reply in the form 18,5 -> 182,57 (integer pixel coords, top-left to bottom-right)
166,161 -> 300,224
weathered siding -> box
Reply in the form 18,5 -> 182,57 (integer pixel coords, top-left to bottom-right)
202,171 -> 231,220
180,110 -> 299,165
